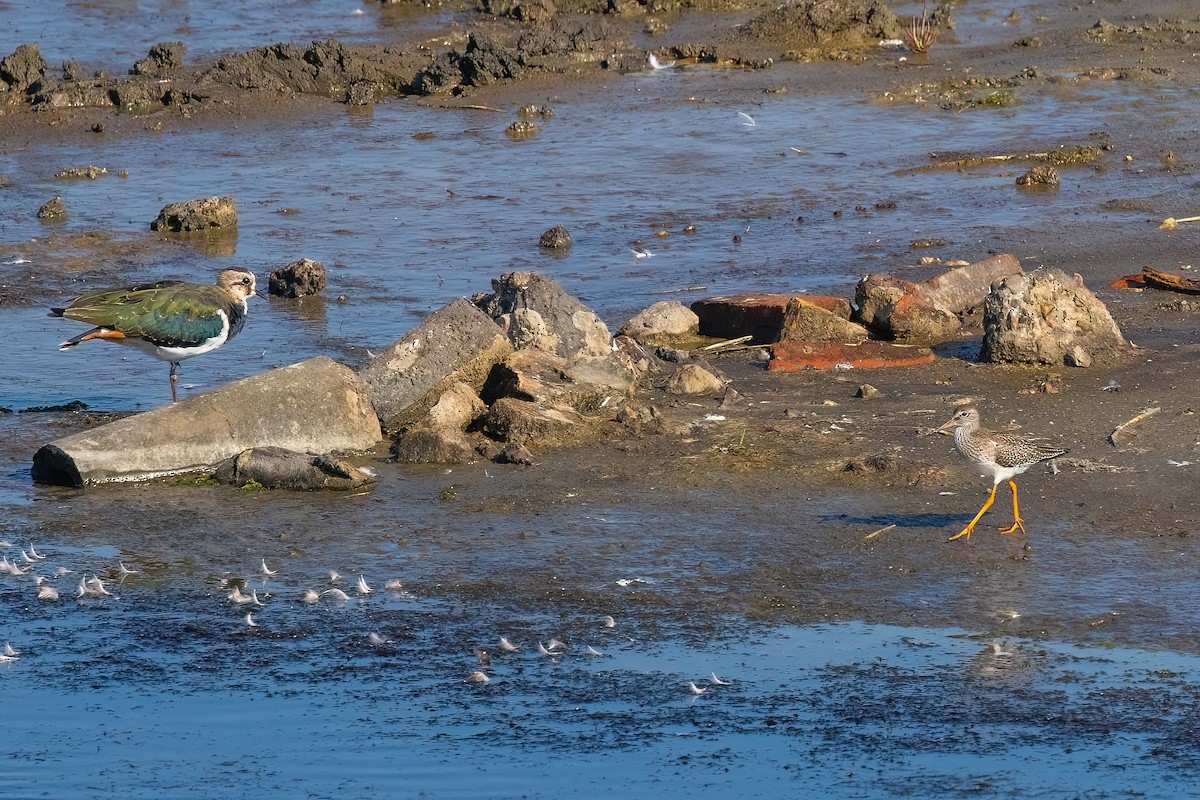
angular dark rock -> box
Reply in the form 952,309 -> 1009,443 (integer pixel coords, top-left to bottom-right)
151,196 -> 238,232
37,196 -> 66,220
131,42 -> 186,77
0,44 -> 48,94
269,258 -> 326,298
539,224 -> 572,250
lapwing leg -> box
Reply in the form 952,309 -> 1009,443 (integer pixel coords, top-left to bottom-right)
169,361 -> 180,403
997,480 -> 1027,535
949,482 -> 999,541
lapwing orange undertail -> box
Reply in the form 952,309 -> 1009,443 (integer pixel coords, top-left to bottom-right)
51,267 -> 259,402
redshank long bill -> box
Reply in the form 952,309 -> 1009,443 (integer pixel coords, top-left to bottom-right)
939,406 -> 1067,541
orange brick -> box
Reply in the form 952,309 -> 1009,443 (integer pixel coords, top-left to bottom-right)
767,340 -> 935,372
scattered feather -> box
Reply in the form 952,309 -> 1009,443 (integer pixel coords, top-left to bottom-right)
586,646 -> 605,656
244,612 -> 258,628
228,586 -> 254,604
384,578 -> 405,591
321,588 -> 351,601
499,636 -> 520,653
737,111 -> 756,127
301,589 -> 321,604
688,681 -> 707,695
648,53 -> 675,70
261,559 -> 277,577
466,671 -> 490,684
369,632 -> 391,646
710,672 -> 730,685
38,584 -> 60,601
2,642 -> 20,657
356,575 -> 373,595
329,570 -> 341,583
602,615 -> 616,628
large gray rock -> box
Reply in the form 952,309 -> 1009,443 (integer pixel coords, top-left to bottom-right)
214,446 -> 376,491
474,271 -> 612,361
980,269 -> 1128,367
359,297 -> 513,433
31,357 -> 382,487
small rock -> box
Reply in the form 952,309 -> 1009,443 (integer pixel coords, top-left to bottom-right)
539,225 -> 572,250
131,42 -> 186,76
854,383 -> 881,399
37,196 -> 66,220
213,446 -> 376,491
666,364 -> 724,395
505,120 -> 538,139
1016,165 -> 1059,188
151,195 -> 237,232
618,301 -> 699,343
391,426 -> 477,464
268,258 -> 326,298
494,443 -> 536,465
719,386 -> 744,410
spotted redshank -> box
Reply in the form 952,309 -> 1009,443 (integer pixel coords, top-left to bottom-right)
939,406 -> 1067,541
51,267 -> 258,402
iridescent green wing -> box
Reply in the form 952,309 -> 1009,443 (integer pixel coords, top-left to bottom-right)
62,281 -> 227,346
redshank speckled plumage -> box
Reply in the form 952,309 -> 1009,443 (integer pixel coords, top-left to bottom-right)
939,406 -> 1067,541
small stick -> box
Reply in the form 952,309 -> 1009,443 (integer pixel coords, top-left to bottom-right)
1108,406 -> 1160,446
864,523 -> 896,541
701,335 -> 753,351
1159,215 -> 1200,230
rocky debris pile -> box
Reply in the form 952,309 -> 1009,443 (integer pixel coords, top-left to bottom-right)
151,196 -> 238,232
853,254 -> 1022,344
29,257 -> 1132,487
269,258 -> 326,298
981,269 -> 1129,367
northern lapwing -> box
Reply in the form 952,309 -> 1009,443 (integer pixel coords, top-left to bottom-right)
51,267 -> 259,402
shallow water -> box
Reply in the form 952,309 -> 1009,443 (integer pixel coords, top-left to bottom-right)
5,3 -> 1200,797
6,70 -> 1196,408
